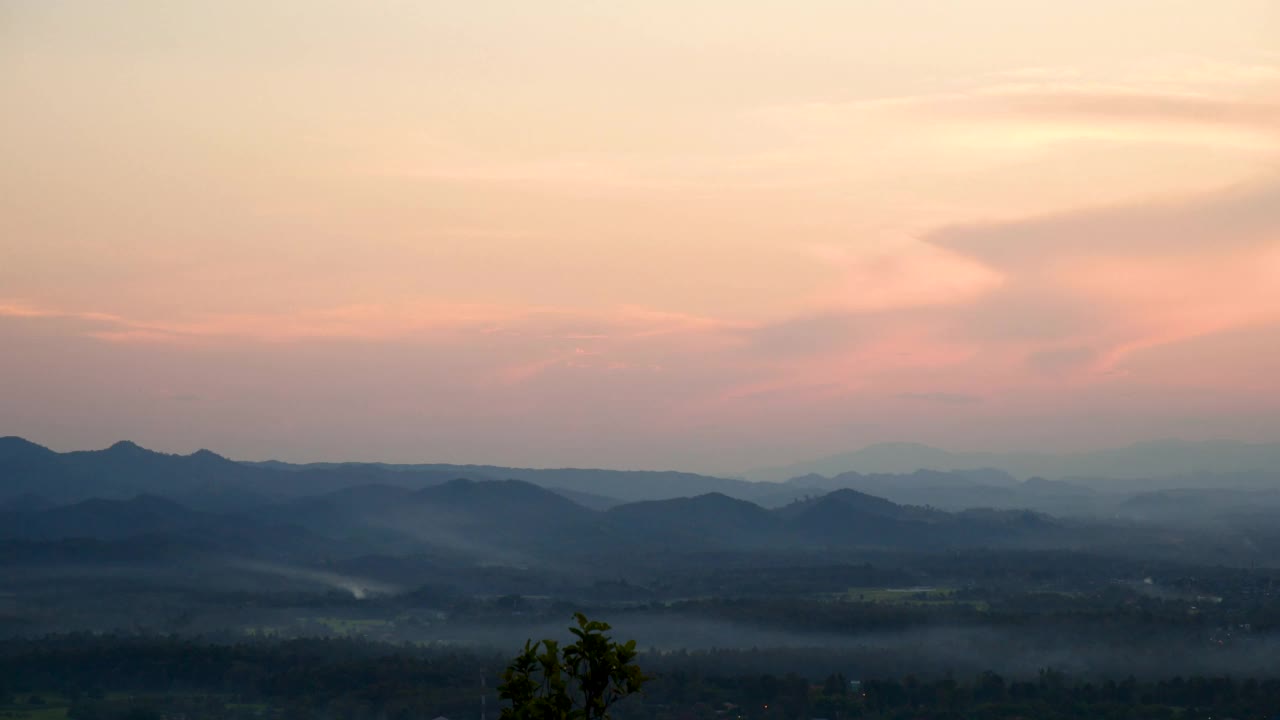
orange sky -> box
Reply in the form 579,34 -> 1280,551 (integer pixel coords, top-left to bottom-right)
2,1 -> 1279,471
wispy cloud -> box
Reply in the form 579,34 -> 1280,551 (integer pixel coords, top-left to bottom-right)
927,175 -> 1280,375
0,301 -> 123,323
7,172 -> 1278,413
753,59 -> 1280,162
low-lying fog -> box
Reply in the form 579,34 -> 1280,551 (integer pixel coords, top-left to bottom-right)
366,614 -> 1277,681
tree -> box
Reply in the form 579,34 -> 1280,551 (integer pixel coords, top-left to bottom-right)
499,614 -> 648,720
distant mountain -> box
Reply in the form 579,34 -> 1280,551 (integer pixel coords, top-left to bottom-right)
545,486 -> 622,510
348,479 -> 1074,557
0,494 -> 205,541
750,443 -> 999,481
252,459 -> 762,503
0,494 -> 343,562
1115,487 -> 1280,525
0,465 -> 1097,566
776,488 -> 1065,549
790,468 -> 1013,494
777,488 -> 944,547
0,436 -> 57,462
0,437 -> 648,507
257,484 -> 419,539
776,487 -> 923,521
1060,470 -> 1280,494
607,493 -> 781,549
777,468 -> 1098,514
11,436 -> 1280,535
0,437 -> 765,507
353,479 -> 612,561
407,477 -> 595,528
16,437 -> 1164,516
747,439 -> 1280,481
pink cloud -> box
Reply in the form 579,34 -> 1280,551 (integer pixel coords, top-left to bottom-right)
928,176 -> 1280,378
805,241 -> 1004,314
4,174 -> 1279,463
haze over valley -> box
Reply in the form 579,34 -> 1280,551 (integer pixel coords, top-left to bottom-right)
5,435 -> 1280,659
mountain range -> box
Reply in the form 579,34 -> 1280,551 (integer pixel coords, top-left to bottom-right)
6,436 -> 1280,597
0,436 -> 773,508
0,475 -> 1079,564
8,436 -> 1280,521
0,436 -> 1098,566
746,439 -> 1280,481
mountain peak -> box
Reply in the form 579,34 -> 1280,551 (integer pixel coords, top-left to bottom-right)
0,436 -> 55,460
188,448 -> 227,462
106,440 -> 146,453
824,487 -> 901,507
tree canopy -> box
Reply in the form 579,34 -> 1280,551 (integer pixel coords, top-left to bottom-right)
499,614 -> 648,720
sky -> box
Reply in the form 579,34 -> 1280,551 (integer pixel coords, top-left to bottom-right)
2,1 -> 1279,473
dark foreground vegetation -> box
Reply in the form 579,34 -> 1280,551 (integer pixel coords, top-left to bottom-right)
2,634 -> 1279,720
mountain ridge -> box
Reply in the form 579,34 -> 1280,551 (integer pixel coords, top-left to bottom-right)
747,439 -> 1280,481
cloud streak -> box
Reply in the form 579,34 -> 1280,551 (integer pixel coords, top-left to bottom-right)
4,173 -> 1279,433
761,58 -> 1280,157
929,176 -> 1280,375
